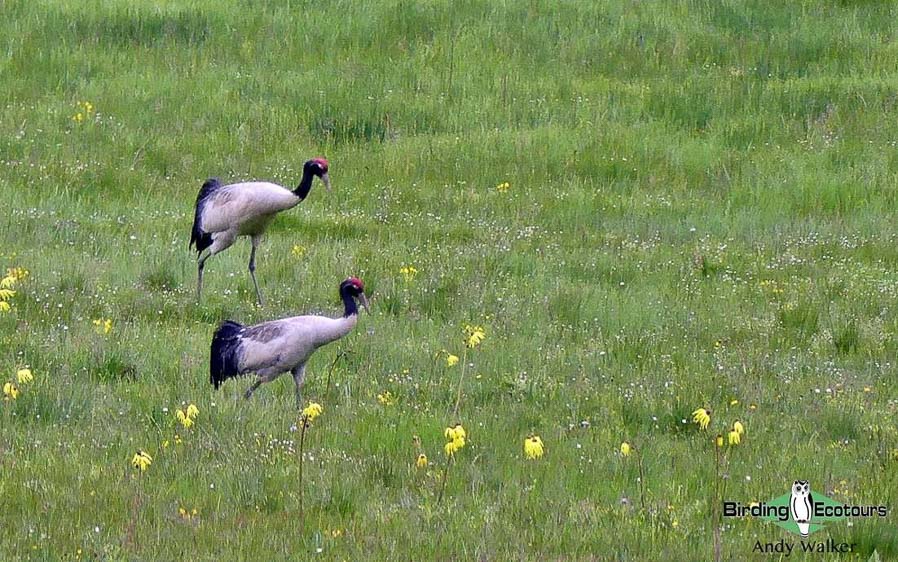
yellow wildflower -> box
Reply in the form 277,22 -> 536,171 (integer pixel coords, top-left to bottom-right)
3,382 -> 19,400
496,182 -> 510,193
0,287 -> 15,311
443,423 -> 468,456
0,273 -> 15,311
728,430 -> 741,446
93,318 -> 113,335
176,409 -> 194,429
620,442 -> 632,457
16,368 -> 33,385
691,408 -> 711,430
715,434 -> 724,448
178,506 -> 198,520
446,354 -> 459,367
729,399 -> 739,406
733,420 -> 745,435
291,244 -> 306,258
463,324 -> 486,348
523,435 -> 544,459
444,423 -> 466,442
444,436 -> 466,456
399,265 -> 418,282
377,391 -> 396,406
302,402 -> 323,422
415,453 -> 428,468
186,403 -> 199,419
73,101 -> 94,121
131,451 -> 153,471
6,267 -> 29,282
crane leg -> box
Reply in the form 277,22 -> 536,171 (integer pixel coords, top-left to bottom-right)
244,378 -> 262,400
197,253 -> 209,302
249,236 -> 264,307
292,365 -> 307,409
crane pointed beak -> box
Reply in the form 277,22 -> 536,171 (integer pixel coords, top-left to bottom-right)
320,172 -> 331,192
358,292 -> 370,313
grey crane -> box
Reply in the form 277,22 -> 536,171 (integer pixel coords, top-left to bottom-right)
210,277 -> 368,407
189,158 -> 330,306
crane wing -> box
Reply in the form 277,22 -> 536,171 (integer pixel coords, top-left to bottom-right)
200,182 -> 299,234
237,320 -> 294,372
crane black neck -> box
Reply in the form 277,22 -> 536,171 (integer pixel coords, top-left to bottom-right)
292,169 -> 315,200
340,288 -> 359,317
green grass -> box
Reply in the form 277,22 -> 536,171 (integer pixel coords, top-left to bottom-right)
3,0 -> 898,559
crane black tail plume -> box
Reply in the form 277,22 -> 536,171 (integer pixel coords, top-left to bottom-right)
190,178 -> 221,254
210,320 -> 244,389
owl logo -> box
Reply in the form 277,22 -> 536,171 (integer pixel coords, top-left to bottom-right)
789,480 -> 813,537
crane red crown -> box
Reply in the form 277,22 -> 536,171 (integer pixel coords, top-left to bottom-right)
348,277 -> 364,290
312,157 -> 329,171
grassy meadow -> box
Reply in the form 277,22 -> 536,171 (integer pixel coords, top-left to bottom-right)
4,0 -> 898,559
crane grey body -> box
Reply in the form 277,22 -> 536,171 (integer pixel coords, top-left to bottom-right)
210,277 -> 368,407
190,158 -> 330,306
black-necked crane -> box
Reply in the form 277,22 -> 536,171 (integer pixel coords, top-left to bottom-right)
189,157 -> 330,306
210,277 -> 369,407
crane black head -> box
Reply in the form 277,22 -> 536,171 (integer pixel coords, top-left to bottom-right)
304,157 -> 331,192
339,277 -> 369,316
